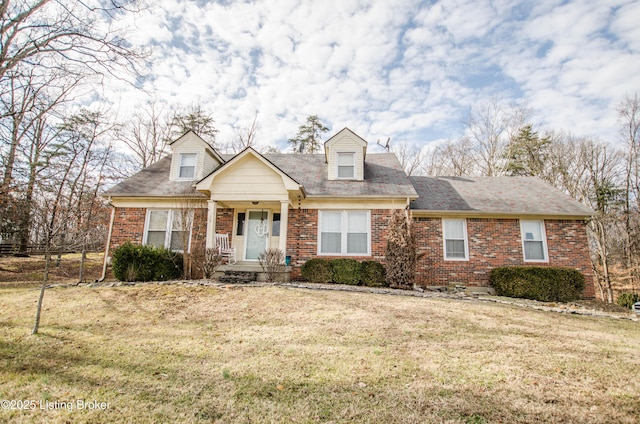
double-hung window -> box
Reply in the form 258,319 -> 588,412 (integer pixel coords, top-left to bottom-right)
443,218 -> 468,260
179,153 -> 197,179
145,210 -> 192,252
319,210 -> 370,255
337,152 -> 355,179
520,220 -> 548,262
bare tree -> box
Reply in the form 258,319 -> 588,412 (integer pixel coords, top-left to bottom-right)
617,93 -> 640,281
0,0 -> 144,83
226,113 -> 259,153
393,141 -> 423,176
461,99 -> 529,176
120,101 -> 170,168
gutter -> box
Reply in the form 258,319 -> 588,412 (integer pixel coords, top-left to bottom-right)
99,201 -> 116,282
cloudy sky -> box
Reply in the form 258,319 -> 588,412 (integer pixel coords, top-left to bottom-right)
108,0 -> 640,152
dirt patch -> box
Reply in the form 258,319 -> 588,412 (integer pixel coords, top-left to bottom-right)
0,253 -> 106,286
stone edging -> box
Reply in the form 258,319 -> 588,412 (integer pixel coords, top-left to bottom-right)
44,279 -> 639,322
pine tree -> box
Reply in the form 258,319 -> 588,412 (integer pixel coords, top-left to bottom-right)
288,115 -> 329,153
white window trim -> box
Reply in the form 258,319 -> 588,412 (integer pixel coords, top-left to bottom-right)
442,218 -> 469,261
520,219 -> 548,263
336,152 -> 356,180
318,210 -> 371,256
178,152 -> 198,180
143,209 -> 193,252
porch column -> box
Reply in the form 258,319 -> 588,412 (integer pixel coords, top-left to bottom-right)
206,200 -> 217,249
278,200 -> 289,256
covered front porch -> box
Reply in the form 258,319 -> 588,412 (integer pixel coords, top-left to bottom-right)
205,200 -> 290,259
205,200 -> 293,283
194,147 -> 305,282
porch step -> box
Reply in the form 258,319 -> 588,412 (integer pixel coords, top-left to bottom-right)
218,270 -> 258,284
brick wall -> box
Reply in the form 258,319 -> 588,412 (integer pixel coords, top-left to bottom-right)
413,217 -> 595,298
215,208 -> 234,243
109,206 -> 209,254
286,209 -> 392,279
110,207 -> 146,251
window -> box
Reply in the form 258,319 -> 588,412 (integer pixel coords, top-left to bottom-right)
179,153 -> 197,179
443,218 -> 468,260
272,213 -> 281,236
144,210 -> 192,251
520,220 -> 547,262
337,152 -> 355,179
236,213 -> 245,236
319,210 -> 370,255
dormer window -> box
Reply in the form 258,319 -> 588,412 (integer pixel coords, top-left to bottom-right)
179,153 -> 197,179
337,152 -> 355,179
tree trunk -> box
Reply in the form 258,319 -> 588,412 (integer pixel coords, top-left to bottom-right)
32,252 -> 50,335
78,246 -> 86,283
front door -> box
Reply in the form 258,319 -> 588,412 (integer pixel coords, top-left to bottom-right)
245,210 -> 269,260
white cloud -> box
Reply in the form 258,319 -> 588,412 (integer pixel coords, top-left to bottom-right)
100,0 -> 640,153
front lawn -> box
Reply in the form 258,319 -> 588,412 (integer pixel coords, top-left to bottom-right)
0,285 -> 638,423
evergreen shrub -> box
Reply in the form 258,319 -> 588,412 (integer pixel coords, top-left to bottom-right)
360,261 -> 387,287
330,258 -> 361,285
301,258 -> 332,283
490,266 -> 585,302
112,242 -> 182,282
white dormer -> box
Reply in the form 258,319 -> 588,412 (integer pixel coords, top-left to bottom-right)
169,130 -> 224,181
324,128 -> 367,181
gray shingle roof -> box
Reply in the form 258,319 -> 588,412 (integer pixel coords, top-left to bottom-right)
103,157 -> 205,198
409,176 -> 593,216
265,153 -> 417,197
104,152 -> 418,198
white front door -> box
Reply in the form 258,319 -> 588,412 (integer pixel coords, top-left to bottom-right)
245,210 -> 269,260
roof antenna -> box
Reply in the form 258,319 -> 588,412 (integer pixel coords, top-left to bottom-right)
377,137 -> 391,151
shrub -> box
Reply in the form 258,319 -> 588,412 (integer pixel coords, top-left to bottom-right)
112,242 -> 182,282
201,248 -> 223,280
360,261 -> 387,287
259,248 -> 286,283
385,210 -> 416,289
301,258 -> 332,283
490,266 -> 585,302
331,258 -> 361,285
616,292 -> 640,309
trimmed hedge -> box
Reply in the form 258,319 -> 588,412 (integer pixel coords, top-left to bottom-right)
331,259 -> 361,285
301,258 -> 332,283
490,266 -> 585,302
112,242 -> 183,282
360,261 -> 387,287
616,292 -> 640,309
300,258 -> 386,286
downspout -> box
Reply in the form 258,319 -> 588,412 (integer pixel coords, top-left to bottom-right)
99,201 -> 116,282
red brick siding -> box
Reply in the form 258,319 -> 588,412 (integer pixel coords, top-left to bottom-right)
215,208 -> 234,243
413,217 -> 594,298
110,207 -> 146,252
286,209 -> 393,279
190,208 -> 208,250
109,206 -> 208,254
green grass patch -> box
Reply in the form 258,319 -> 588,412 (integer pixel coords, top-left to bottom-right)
0,285 -> 639,423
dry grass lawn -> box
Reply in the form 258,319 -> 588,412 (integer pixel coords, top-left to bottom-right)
0,284 -> 639,423
0,253 -> 105,287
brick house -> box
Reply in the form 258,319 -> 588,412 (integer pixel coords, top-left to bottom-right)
102,128 -> 595,297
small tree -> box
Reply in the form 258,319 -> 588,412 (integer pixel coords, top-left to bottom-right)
201,248 -> 223,280
288,115 -> 329,154
385,209 -> 417,289
258,248 -> 286,283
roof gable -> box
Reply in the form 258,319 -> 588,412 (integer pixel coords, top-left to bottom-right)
170,130 -> 224,161
195,148 -> 303,198
324,128 -> 368,181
